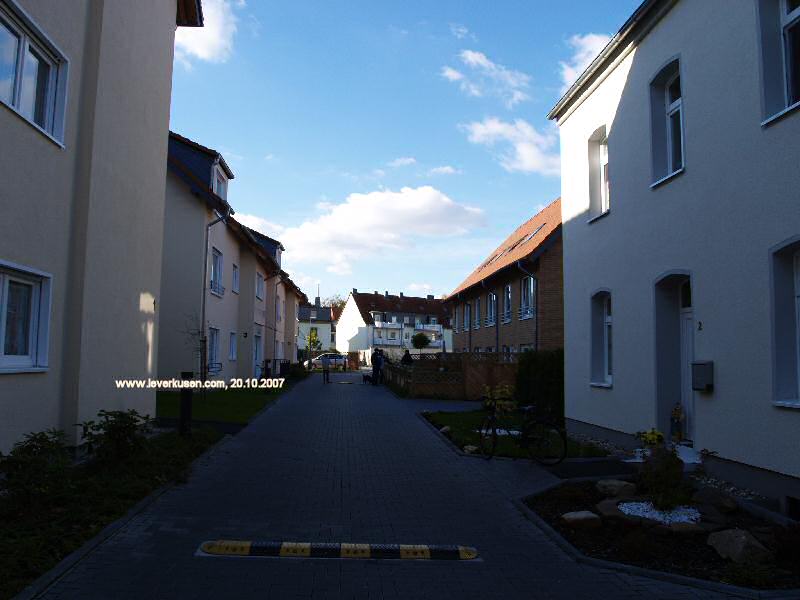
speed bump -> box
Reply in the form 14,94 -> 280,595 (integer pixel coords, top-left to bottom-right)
199,540 -> 478,561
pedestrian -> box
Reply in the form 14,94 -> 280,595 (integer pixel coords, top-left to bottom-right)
371,349 -> 381,385
401,349 -> 413,366
321,353 -> 331,383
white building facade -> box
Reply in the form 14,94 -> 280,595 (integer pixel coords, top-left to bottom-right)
551,0 -> 800,498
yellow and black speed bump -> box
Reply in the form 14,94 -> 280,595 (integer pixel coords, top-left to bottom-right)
199,540 -> 478,561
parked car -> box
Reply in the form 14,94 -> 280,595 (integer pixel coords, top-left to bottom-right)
304,353 -> 347,369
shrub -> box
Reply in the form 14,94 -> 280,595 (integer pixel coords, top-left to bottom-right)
515,349 -> 564,427
79,410 -> 152,465
638,445 -> 690,510
0,429 -> 72,507
287,363 -> 309,380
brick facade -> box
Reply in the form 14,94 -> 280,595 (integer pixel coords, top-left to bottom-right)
450,235 -> 563,353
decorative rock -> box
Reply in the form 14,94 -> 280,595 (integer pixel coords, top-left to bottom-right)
561,511 -> 602,529
696,503 -> 728,525
707,529 -> 772,563
462,445 -> 478,454
692,487 -> 738,513
596,479 -> 636,498
439,426 -> 451,434
666,522 -> 706,535
595,498 -> 627,520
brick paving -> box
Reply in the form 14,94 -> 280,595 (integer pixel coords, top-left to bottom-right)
39,373 -> 737,599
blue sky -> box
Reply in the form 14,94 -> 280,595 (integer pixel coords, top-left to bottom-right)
170,0 -> 640,300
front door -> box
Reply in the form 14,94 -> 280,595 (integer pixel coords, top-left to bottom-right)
679,281 -> 694,441
254,334 -> 262,378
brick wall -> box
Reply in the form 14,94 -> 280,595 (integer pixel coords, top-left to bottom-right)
450,234 -> 563,352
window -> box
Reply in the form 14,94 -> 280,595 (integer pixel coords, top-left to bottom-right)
213,166 -> 228,200
310,309 -> 317,319
758,0 -> 800,119
210,248 -> 223,295
276,297 -> 282,322
770,241 -> 800,404
0,263 -> 50,371
588,126 -> 610,218
650,60 -> 684,183
228,332 -> 237,361
231,264 -> 239,294
0,2 -> 68,141
591,292 -> 613,385
473,297 -> 481,329
208,327 -> 220,366
404,316 -> 410,324
464,303 -> 471,331
430,317 -> 437,325
502,285 -> 512,322
256,272 -> 264,300
486,292 -> 497,325
520,277 -> 536,320
389,331 -> 396,340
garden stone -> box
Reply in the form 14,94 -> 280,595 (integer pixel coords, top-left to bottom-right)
707,528 -> 772,563
596,479 -> 636,498
439,426 -> 451,435
561,511 -> 602,529
696,503 -> 728,525
463,445 -> 478,454
692,487 -> 738,513
596,498 -> 627,520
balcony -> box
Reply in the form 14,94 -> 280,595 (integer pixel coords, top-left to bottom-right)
374,337 -> 402,346
414,323 -> 442,333
518,306 -> 535,320
374,321 -> 402,329
427,339 -> 443,348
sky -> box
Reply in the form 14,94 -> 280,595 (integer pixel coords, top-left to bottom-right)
169,0 -> 641,301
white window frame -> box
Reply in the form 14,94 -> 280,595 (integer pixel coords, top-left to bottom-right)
783,0 -> 800,105
210,248 -> 223,296
464,303 -> 471,331
255,272 -> 265,300
0,1 -> 68,144
208,327 -> 220,366
520,277 -> 536,320
473,297 -> 481,329
486,292 -> 497,325
212,165 -> 228,200
665,71 -> 684,176
502,285 -> 512,323
228,331 -> 237,361
599,136 -> 610,214
231,263 -> 239,294
0,263 -> 51,372
430,316 -> 437,325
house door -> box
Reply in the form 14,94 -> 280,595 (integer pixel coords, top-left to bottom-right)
679,281 -> 694,441
254,334 -> 262,378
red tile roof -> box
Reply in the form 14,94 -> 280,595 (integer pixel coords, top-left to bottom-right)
351,292 -> 449,326
448,198 -> 561,298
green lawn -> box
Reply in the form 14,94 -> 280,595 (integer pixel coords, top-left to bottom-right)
425,409 -> 608,459
156,386 -> 285,424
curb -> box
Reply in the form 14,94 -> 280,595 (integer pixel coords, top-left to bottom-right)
198,540 -> 479,561
514,482 -> 800,600
15,433 -> 236,600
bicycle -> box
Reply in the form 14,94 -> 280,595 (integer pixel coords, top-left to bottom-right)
478,395 -> 567,466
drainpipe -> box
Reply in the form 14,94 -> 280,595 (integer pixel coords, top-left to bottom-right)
516,259 -> 538,351
200,207 -> 230,384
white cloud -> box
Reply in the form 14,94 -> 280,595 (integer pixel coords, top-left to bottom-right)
263,153 -> 275,161
462,117 -> 560,176
407,282 -> 433,294
285,270 -> 320,293
174,0 -> 239,69
449,23 -> 475,40
276,186 -> 484,276
559,33 -> 611,93
387,157 -> 416,168
235,214 -> 285,238
441,50 -> 531,108
428,165 -> 460,176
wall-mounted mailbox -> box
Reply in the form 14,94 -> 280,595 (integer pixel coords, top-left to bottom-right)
692,361 -> 714,392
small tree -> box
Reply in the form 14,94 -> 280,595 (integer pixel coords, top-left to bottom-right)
411,332 -> 430,354
305,329 -> 323,370
322,294 -> 346,311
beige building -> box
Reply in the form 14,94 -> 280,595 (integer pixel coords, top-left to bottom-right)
0,0 -> 203,451
159,132 -> 300,383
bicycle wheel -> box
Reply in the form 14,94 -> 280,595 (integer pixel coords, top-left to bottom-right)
528,423 -> 567,466
478,416 -> 498,459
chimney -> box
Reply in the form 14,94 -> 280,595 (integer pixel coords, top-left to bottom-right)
399,292 -> 404,298
314,296 -> 320,307
352,288 -> 358,294
374,290 -> 379,295
426,294 -> 434,300
384,290 -> 389,298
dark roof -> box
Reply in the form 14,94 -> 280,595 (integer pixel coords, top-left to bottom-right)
351,292 -> 449,326
548,0 -> 670,121
448,198 -> 561,298
176,0 -> 203,27
298,304 -> 335,323
169,131 -> 234,181
246,227 -> 285,263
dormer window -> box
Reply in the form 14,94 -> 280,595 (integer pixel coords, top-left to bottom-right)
213,166 -> 228,200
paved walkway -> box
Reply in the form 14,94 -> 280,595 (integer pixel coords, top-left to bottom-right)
40,373 -> 735,599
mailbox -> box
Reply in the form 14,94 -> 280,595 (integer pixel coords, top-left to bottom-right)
692,361 -> 714,392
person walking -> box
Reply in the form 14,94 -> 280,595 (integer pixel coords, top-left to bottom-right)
321,353 -> 331,384
371,349 -> 381,385
401,349 -> 413,366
